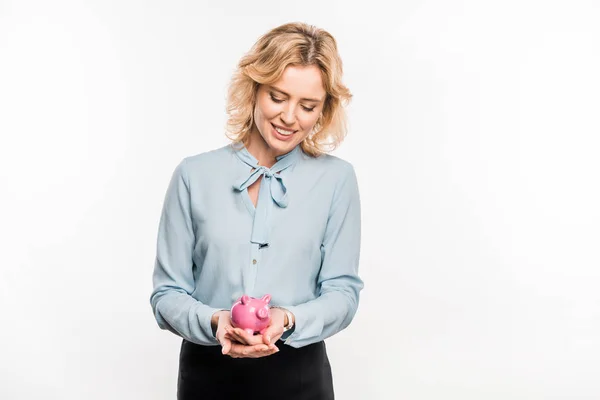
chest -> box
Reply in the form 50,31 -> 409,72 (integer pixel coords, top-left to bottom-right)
189,165 -> 333,252
247,176 -> 261,208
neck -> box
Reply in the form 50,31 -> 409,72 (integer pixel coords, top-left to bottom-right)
246,127 -> 279,168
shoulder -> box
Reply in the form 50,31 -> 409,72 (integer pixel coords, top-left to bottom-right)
181,144 -> 233,170
172,144 -> 235,180
302,151 -> 357,182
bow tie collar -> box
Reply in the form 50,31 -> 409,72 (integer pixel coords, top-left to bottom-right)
232,144 -> 301,245
233,165 -> 289,208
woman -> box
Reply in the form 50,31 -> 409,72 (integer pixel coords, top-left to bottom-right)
150,22 -> 364,399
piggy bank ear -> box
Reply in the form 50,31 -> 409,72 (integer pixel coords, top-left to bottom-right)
261,294 -> 271,304
241,295 -> 250,305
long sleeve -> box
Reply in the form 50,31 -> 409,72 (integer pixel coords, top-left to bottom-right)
149,158 -> 222,346
282,163 -> 364,348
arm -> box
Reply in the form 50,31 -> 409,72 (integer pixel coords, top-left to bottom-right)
149,159 -> 223,346
281,163 -> 364,348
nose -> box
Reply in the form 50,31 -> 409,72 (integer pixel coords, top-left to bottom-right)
280,104 -> 296,125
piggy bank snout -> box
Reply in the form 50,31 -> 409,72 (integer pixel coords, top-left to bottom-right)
231,294 -> 272,333
256,307 -> 269,320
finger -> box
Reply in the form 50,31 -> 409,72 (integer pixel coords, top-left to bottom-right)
225,327 -> 248,344
224,332 -> 244,343
229,342 -> 269,358
262,330 -> 271,345
249,343 -> 272,356
224,331 -> 241,343
216,329 -> 227,346
231,341 -> 268,354
225,342 -> 244,358
250,343 -> 270,353
250,345 -> 280,358
261,325 -> 275,345
221,338 -> 232,355
229,344 -> 279,359
262,326 -> 281,345
227,327 -> 264,346
240,348 -> 276,359
228,327 -> 249,343
270,332 -> 283,344
234,328 -> 265,346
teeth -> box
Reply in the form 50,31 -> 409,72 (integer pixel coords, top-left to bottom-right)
274,125 -> 294,136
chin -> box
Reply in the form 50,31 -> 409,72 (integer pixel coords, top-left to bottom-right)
267,139 -> 296,155
264,128 -> 302,153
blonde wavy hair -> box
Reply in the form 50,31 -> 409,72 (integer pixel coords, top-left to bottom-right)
225,22 -> 352,157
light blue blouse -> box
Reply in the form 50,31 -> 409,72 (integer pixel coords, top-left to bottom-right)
150,143 -> 364,348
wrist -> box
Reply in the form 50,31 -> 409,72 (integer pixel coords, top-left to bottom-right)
211,310 -> 229,335
272,307 -> 294,331
284,309 -> 295,326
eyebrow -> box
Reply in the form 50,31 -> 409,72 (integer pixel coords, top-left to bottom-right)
269,86 -> 324,103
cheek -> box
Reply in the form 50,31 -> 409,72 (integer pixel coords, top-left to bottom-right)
299,114 -> 320,130
256,98 -> 280,121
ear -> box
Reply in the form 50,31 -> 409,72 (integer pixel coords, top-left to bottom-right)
261,294 -> 271,304
241,295 -> 250,305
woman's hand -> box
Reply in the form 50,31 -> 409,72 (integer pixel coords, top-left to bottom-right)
226,307 -> 288,347
224,326 -> 267,346
259,307 -> 288,346
213,311 -> 278,358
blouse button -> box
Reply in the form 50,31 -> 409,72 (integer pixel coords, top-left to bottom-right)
252,259 -> 257,265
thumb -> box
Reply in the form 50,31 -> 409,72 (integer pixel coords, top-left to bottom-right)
217,327 -> 230,353
221,337 -> 232,354
263,329 -> 272,345
263,324 -> 279,345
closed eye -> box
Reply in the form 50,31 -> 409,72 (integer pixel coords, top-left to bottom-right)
270,93 -> 315,112
270,94 -> 284,103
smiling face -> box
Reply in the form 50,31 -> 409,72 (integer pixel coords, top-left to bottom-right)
249,64 -> 327,164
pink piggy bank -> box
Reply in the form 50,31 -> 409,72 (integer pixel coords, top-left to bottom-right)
230,294 -> 271,336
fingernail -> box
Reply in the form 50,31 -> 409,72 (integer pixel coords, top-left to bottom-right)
266,335 -> 271,343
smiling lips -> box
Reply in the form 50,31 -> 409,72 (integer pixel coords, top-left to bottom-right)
271,123 -> 297,136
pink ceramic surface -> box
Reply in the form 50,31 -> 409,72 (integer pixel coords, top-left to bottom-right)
230,294 -> 272,335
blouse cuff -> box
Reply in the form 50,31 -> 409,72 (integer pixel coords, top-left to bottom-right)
280,304 -> 324,348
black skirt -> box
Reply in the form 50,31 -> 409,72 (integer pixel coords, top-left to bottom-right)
177,339 -> 334,400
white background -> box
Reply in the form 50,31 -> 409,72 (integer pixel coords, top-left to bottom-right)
1,0 -> 599,399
